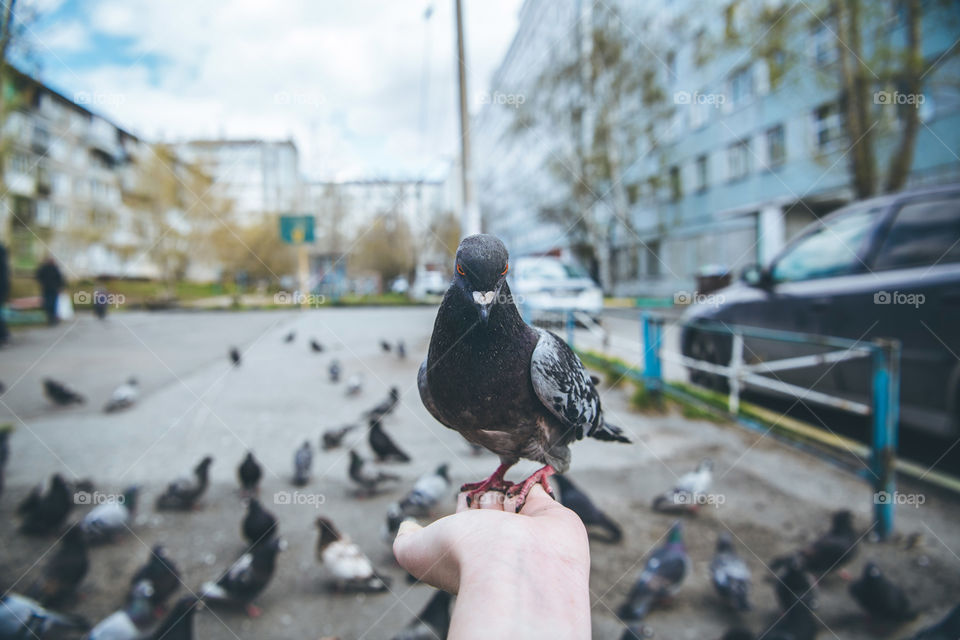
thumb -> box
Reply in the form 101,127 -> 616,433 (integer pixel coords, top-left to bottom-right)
393,520 -> 460,593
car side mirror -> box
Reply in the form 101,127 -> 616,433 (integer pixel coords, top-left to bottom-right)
741,264 -> 771,288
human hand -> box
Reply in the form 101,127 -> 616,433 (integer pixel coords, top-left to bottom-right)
393,484 -> 591,640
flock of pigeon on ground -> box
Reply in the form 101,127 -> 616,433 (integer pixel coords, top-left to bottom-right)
1,334 -> 459,640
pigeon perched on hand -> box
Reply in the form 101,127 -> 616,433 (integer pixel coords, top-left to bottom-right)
711,532 -> 751,612
146,595 -> 203,640
369,417 -> 411,463
773,510 -> 858,578
200,537 -> 285,617
322,424 -> 357,451
81,485 -> 139,543
43,378 -> 85,405
315,517 -> 390,592
229,347 -> 241,366
554,474 -> 622,543
390,589 -> 452,640
617,521 -> 689,622
0,593 -> 90,638
238,451 -> 263,496
242,498 -> 278,547
419,235 -> 629,510
129,545 -> 182,615
292,440 -> 312,486
104,378 -> 139,413
348,449 -> 400,495
311,339 -> 325,353
849,561 -> 916,623
156,456 -> 213,510
18,473 -> 73,534
906,605 -> 960,640
26,524 -> 88,607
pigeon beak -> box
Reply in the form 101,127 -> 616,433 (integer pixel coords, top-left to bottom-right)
472,291 -> 495,325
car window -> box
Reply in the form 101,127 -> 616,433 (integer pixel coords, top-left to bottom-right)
771,206 -> 879,282
872,197 -> 960,270
516,260 -> 567,280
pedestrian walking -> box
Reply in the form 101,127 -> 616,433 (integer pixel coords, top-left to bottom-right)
35,255 -> 65,326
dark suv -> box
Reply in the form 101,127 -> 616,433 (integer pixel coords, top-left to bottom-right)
681,184 -> 960,438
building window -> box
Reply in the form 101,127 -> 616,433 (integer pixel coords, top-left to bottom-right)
646,241 -> 661,277
695,155 -> 708,192
766,124 -> 786,167
727,139 -> 751,181
730,66 -> 753,107
669,165 -> 682,201
813,103 -> 843,152
811,20 -> 837,66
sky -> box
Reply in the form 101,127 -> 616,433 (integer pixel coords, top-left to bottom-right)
17,0 -> 524,181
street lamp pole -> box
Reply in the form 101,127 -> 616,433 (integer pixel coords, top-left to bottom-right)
454,0 -> 480,237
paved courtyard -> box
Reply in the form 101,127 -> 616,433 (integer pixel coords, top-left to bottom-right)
1,308 -> 958,639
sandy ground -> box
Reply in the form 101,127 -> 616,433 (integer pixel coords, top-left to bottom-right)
1,308 -> 958,639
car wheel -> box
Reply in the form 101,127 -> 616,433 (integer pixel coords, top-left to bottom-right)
688,332 -> 730,393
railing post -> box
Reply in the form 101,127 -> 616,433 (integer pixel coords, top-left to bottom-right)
871,338 -> 901,541
642,312 -> 662,393
566,309 -> 575,348
728,332 -> 744,414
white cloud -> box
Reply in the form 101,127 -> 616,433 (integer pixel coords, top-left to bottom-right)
34,0 -> 522,180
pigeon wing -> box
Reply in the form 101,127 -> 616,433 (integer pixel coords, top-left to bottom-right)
530,329 -> 601,441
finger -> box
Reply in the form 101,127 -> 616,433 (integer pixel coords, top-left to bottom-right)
393,519 -> 460,593
477,491 -> 506,510
519,484 -> 560,516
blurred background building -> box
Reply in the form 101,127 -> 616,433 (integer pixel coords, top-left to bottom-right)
474,0 -> 960,296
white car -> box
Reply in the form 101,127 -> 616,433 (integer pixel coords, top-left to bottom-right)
509,256 -> 603,322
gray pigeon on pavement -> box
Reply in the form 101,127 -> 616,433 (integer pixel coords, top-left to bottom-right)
292,440 -> 312,486
0,592 -> 89,638
711,532 -> 751,611
617,521 -> 689,622
81,485 -> 139,543
104,378 -> 139,413
419,234 -> 629,509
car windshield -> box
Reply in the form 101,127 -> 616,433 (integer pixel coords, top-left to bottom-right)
771,206 -> 880,282
516,260 -> 587,280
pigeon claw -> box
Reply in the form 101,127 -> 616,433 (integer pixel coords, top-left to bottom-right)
461,462 -> 514,507
507,465 -> 556,513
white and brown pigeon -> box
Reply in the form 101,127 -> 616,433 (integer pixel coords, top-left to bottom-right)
419,234 -> 629,509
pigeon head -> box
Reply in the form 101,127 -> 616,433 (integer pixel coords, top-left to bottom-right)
195,456 -> 214,475
315,516 -> 342,551
453,234 -> 510,325
667,520 -> 684,545
716,531 -> 734,552
863,561 -> 882,580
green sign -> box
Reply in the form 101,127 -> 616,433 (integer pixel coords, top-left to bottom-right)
279,215 -> 315,244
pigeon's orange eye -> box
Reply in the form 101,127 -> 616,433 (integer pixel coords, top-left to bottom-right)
501,263 -> 508,276
456,263 -> 465,276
